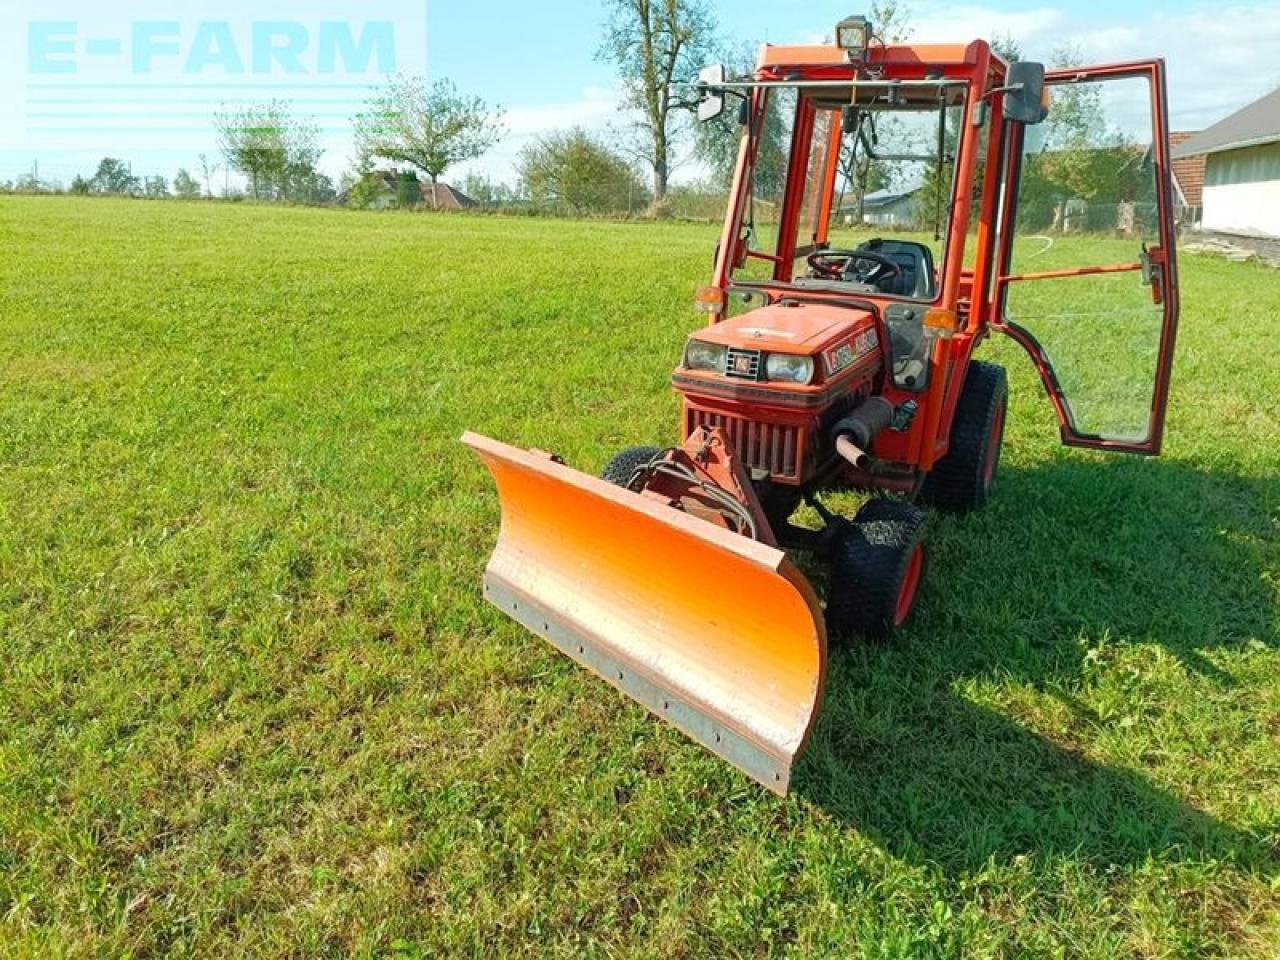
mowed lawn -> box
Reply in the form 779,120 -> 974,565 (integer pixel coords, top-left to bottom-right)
1,196 -> 1277,958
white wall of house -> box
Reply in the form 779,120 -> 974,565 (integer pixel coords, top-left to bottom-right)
1201,144 -> 1280,238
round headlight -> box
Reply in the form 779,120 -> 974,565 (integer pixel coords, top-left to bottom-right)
684,340 -> 727,373
765,353 -> 815,384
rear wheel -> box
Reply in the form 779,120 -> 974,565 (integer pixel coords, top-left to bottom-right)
601,445 -> 661,488
920,361 -> 1007,512
825,498 -> 927,641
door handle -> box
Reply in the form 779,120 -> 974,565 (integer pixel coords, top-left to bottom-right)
1140,246 -> 1165,306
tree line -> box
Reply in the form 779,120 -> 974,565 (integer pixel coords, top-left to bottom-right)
7,0 -> 1144,228
4,0 -> 723,216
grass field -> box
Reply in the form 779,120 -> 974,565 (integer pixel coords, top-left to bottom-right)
1,196 -> 1277,958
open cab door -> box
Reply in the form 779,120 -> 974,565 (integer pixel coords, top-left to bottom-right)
995,60 -> 1179,454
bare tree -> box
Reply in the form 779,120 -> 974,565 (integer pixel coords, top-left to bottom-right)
599,0 -> 716,205
868,0 -> 913,44
354,76 -> 503,208
197,153 -> 220,198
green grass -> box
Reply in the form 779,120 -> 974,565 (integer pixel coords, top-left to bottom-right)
0,196 -> 1277,958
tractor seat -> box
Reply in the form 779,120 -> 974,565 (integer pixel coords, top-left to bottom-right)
850,239 -> 937,299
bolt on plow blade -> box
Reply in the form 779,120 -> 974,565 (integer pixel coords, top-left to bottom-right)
462,432 -> 827,795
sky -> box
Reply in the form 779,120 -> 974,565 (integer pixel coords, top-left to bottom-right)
3,0 -> 1279,189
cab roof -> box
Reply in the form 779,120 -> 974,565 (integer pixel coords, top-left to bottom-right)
756,40 -> 990,73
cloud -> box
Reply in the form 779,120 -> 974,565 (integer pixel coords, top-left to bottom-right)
456,85 -> 623,184
907,4 -> 1067,45
910,2 -> 1280,130
410,3 -> 1280,187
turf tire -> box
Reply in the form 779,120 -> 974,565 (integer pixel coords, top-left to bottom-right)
826,498 -> 927,641
919,360 -> 1007,512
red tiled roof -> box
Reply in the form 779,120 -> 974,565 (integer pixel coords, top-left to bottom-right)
1169,131 -> 1206,207
418,182 -> 476,210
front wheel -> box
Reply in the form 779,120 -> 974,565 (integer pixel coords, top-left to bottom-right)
601,445 -> 661,488
825,498 -> 927,641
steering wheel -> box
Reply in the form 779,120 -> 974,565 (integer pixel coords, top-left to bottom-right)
806,249 -> 903,284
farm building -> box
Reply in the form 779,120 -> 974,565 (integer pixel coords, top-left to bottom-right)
1173,88 -> 1280,238
837,184 -> 922,227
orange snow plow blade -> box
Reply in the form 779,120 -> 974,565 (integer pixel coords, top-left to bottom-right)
462,431 -> 827,795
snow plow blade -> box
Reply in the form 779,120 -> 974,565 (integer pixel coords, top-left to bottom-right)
462,431 -> 827,795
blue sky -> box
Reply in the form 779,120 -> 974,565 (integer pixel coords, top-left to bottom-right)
3,0 -> 1279,188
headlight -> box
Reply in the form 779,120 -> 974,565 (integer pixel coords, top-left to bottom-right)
765,353 -> 815,384
684,340 -> 727,373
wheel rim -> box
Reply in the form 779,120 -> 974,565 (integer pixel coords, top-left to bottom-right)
894,545 -> 924,626
982,403 -> 1006,489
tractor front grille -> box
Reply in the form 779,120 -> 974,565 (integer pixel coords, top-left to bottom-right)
687,409 -> 805,482
724,347 -> 763,381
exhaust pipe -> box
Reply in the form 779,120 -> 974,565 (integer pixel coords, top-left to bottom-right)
831,397 -> 894,470
835,434 -> 874,470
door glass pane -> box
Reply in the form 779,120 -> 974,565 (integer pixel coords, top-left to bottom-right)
1005,73 -> 1163,443
735,87 -> 796,282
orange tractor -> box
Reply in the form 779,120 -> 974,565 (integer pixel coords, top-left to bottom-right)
463,19 -> 1180,794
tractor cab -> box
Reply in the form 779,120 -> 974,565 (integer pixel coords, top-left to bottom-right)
691,31 -> 1179,459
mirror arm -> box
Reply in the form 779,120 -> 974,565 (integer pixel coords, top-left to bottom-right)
982,82 -> 1025,101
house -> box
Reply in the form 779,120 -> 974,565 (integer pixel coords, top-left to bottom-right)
342,171 -> 478,211
1173,89 -> 1280,238
1168,132 -> 1206,224
838,184 -> 922,227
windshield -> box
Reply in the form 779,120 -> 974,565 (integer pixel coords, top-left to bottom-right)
730,83 -> 968,303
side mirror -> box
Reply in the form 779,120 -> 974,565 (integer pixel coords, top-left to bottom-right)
696,63 -> 727,123
841,104 -> 859,135
1003,61 -> 1049,125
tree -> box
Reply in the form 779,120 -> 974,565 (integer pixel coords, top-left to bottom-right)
692,44 -> 787,198
868,0 -> 912,44
14,173 -> 59,194
143,175 -> 169,198
837,1 -> 915,221
173,168 -> 201,199
517,128 -> 649,216
197,153 -> 220,198
354,76 -> 503,207
991,32 -> 1022,64
1016,45 -> 1145,231
343,166 -> 390,209
460,172 -> 519,207
70,174 -> 91,195
91,158 -> 139,195
599,0 -> 716,204
280,157 -> 330,204
214,101 -> 319,201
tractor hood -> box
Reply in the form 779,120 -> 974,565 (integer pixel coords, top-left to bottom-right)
674,299 -> 882,408
696,301 -> 874,356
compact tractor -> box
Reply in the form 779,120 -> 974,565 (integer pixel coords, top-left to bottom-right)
463,19 -> 1180,794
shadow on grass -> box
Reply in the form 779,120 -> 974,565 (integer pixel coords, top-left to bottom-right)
795,455 -> 1277,874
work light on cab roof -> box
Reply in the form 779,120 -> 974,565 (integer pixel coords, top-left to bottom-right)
463,19 -> 1182,795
